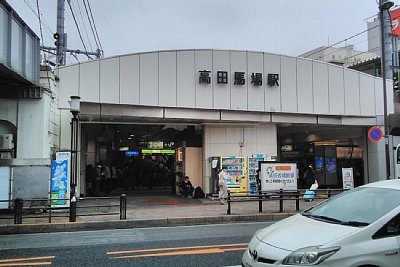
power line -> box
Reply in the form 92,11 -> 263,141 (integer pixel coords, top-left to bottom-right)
83,0 -> 100,51
23,0 -> 53,40
36,0 -> 52,91
73,0 -> 93,52
303,27 -> 378,58
67,0 -> 91,60
86,0 -> 103,53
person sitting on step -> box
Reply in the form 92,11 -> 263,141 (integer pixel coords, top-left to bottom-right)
179,176 -> 194,197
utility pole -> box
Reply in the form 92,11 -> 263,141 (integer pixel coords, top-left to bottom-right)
55,0 -> 66,66
52,0 -> 102,66
379,0 -> 394,180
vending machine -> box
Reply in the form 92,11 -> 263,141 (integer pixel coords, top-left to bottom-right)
220,156 -> 247,193
248,154 -> 267,193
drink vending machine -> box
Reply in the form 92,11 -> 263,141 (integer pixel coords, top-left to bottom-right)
220,156 -> 247,193
248,154 -> 267,193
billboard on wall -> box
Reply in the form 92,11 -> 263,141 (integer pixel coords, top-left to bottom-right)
259,161 -> 297,191
391,7 -> 400,36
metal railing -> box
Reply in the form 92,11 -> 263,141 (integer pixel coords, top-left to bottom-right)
0,194 -> 127,225
226,188 -> 348,215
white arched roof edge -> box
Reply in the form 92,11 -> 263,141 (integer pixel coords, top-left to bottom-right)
57,49 -> 390,118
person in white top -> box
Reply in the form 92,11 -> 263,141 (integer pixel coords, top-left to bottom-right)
218,166 -> 229,205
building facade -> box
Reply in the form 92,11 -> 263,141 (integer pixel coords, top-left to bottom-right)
0,0 -> 56,207
57,49 -> 393,195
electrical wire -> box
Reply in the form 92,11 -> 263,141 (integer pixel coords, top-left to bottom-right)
86,0 -> 103,54
310,9 -> 400,66
23,0 -> 53,40
67,0 -> 92,60
83,0 -> 101,52
73,0 -> 93,52
303,27 -> 378,58
36,0 -> 51,90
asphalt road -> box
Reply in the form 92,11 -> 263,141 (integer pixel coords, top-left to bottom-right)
0,221 -> 274,267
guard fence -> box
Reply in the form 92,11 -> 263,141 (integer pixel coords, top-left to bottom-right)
0,194 -> 127,225
226,188 -> 349,215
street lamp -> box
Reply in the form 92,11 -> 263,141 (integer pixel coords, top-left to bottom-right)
379,0 -> 394,180
69,96 -> 80,222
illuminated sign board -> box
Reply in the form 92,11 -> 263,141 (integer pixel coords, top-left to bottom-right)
141,149 -> 175,155
125,151 -> 139,156
148,141 -> 163,149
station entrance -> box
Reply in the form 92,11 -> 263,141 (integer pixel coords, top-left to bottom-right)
278,125 -> 367,189
80,123 -> 202,196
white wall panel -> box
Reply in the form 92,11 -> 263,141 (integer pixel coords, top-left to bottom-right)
281,56 -> 297,113
359,74 -> 375,116
247,52 -> 264,111
226,127 -> 242,143
296,59 -> 313,114
195,50 -> 213,109
312,61 -> 329,114
208,127 -> 226,144
375,79 -> 384,116
99,57 -> 119,104
120,54 -> 139,105
344,70 -> 360,115
59,65 -> 79,109
159,51 -> 177,107
328,65 -> 345,115
264,53 -> 281,112
244,127 -> 257,143
230,51 -> 248,110
177,51 -> 195,108
80,61 -> 100,103
387,79 -> 394,114
213,50 -> 231,109
139,53 -> 159,106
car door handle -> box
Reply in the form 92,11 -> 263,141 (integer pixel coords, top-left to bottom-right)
385,251 -> 399,256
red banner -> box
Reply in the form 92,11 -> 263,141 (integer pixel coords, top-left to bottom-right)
391,8 -> 400,36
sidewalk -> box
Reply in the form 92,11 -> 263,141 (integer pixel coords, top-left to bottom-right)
0,190 -> 322,235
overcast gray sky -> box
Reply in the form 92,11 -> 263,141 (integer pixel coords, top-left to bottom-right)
7,0 -> 398,64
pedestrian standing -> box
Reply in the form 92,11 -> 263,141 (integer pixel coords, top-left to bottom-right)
304,165 -> 316,189
103,164 -> 112,193
111,166 -> 118,189
95,163 -> 102,196
218,166 -> 229,205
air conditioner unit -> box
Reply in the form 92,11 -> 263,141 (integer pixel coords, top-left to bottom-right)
0,134 -> 14,150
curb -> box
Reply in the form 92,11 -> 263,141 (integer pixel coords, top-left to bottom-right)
0,213 -> 296,235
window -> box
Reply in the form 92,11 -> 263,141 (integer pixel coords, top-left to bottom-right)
373,213 -> 400,239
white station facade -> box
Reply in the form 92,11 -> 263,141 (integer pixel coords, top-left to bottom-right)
57,49 -> 394,195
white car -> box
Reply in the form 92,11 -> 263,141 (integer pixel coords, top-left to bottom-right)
242,179 -> 400,267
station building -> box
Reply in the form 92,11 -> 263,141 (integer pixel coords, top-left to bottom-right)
0,0 -> 395,202
57,49 -> 394,196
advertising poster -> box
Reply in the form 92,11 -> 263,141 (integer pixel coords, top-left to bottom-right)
342,168 -> 354,189
259,161 -> 297,191
50,152 -> 71,207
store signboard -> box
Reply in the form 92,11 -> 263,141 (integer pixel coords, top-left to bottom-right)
50,152 -> 71,208
259,161 -> 297,191
342,168 -> 354,189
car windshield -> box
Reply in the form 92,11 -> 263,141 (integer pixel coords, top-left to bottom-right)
302,187 -> 400,226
